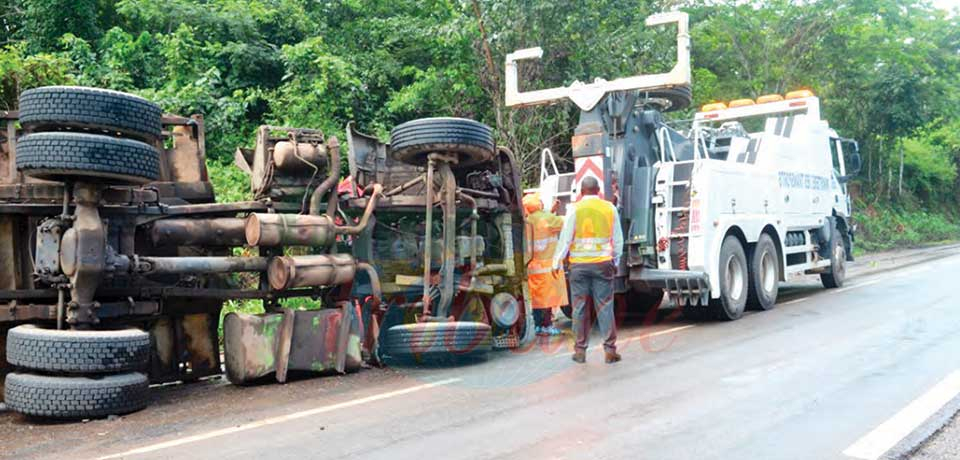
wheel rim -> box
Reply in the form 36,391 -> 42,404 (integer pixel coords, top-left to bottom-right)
834,243 -> 846,280
761,249 -> 777,294
725,254 -> 745,301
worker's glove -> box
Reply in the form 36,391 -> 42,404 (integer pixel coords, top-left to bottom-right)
552,260 -> 563,273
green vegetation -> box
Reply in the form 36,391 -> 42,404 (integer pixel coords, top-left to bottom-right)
1,0 -> 958,252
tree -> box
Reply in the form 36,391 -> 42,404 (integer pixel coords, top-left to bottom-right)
22,0 -> 100,51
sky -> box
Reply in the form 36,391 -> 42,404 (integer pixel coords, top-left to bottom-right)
932,0 -> 960,11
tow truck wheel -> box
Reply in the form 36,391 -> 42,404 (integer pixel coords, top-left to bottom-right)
820,226 -> 846,289
389,117 -> 495,169
627,289 -> 665,315
747,234 -> 780,310
638,86 -> 693,112
710,235 -> 748,321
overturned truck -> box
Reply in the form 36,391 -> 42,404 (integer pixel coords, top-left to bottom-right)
0,86 -> 527,419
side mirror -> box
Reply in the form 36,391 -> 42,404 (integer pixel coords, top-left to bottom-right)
848,152 -> 862,176
839,151 -> 861,184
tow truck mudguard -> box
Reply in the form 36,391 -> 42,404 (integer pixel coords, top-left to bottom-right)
629,267 -> 711,307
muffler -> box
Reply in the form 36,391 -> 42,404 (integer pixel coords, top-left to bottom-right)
267,253 -> 357,290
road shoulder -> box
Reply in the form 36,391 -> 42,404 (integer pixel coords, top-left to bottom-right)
906,397 -> 960,460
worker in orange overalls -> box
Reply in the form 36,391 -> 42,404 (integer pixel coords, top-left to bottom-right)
523,193 -> 568,336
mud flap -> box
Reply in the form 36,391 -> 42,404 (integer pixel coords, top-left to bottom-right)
224,306 -> 363,385
149,313 -> 221,383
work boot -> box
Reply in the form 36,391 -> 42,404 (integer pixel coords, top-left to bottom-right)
572,350 -> 586,364
535,326 -> 548,337
604,350 -> 622,364
546,326 -> 562,336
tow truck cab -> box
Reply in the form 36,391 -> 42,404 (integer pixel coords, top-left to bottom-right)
651,91 -> 861,309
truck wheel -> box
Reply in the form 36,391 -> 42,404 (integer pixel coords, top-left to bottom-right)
6,325 -> 150,374
710,235 -> 748,321
747,233 -> 779,310
627,289 -> 664,314
17,132 -> 160,184
561,306 -> 573,319
4,372 -> 149,419
18,86 -> 162,143
639,86 -> 693,112
821,226 -> 846,288
381,322 -> 492,363
389,118 -> 495,168
681,302 -> 711,321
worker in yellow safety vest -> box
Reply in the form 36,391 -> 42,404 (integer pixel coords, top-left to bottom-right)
552,176 -> 623,364
523,193 -> 568,336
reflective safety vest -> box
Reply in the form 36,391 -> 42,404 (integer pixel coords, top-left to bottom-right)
526,210 -> 568,309
569,198 -> 616,264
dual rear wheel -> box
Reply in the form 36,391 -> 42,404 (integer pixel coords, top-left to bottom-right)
686,233 -> 779,321
16,86 -> 163,185
688,225 -> 846,321
4,325 -> 151,419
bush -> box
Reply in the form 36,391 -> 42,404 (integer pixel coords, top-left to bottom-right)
855,201 -> 960,252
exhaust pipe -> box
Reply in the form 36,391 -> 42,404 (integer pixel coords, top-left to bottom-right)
268,254 -> 356,290
151,218 -> 247,247
247,183 -> 383,247
245,213 -> 336,247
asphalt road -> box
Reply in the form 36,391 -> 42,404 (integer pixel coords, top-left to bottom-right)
2,245 -> 960,460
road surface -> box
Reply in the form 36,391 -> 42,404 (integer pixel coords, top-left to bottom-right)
2,245 -> 959,460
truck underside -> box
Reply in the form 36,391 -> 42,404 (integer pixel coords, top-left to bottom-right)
0,86 -> 528,419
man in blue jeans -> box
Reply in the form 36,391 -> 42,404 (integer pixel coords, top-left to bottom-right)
552,176 -> 622,364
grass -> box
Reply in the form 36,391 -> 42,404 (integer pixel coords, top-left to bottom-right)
854,200 -> 960,252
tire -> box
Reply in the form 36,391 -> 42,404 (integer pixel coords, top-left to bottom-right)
681,303 -> 711,321
389,118 -> 495,168
626,288 -> 664,314
18,86 -> 162,143
709,235 -> 749,321
639,86 -> 693,112
561,305 -> 573,319
747,233 -> 780,311
6,325 -> 150,374
17,132 -> 161,184
821,226 -> 846,288
4,372 -> 149,419
381,322 -> 492,362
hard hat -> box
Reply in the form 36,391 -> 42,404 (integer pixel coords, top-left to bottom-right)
523,193 -> 543,215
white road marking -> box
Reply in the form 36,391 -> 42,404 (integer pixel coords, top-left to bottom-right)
620,324 -> 697,345
835,278 -> 882,293
843,370 -> 960,460
98,378 -> 462,459
551,324 -> 695,359
782,297 -> 809,305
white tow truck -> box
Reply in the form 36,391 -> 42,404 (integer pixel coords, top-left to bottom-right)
510,11 -> 862,320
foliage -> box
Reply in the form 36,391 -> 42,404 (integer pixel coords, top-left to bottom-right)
855,200 -> 959,252
0,43 -> 73,110
21,0 -> 100,51
0,0 -> 957,249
